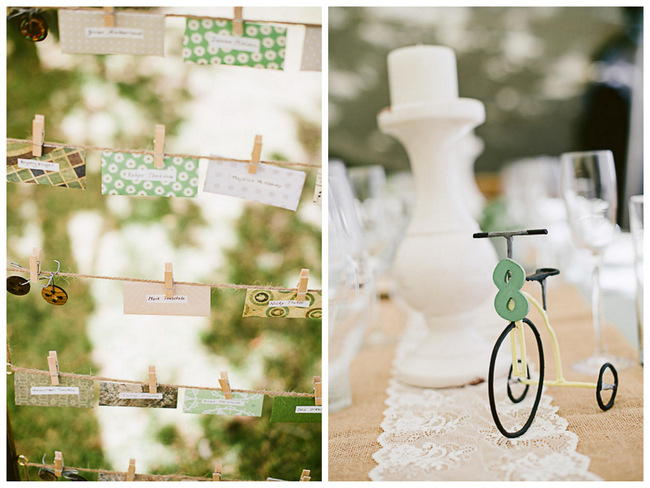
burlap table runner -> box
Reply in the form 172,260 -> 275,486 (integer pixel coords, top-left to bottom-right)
328,283 -> 643,481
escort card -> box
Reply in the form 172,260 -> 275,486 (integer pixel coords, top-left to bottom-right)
243,289 -> 322,319
203,160 -> 306,211
123,282 -> 210,317
183,389 -> 264,417
59,9 -> 165,55
7,142 -> 87,190
270,396 -> 321,422
312,168 -> 322,205
14,371 -> 94,408
183,18 -> 287,70
99,382 -> 178,409
300,26 -> 322,72
101,152 -> 199,198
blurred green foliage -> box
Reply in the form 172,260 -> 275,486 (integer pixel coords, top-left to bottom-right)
7,7 -> 321,482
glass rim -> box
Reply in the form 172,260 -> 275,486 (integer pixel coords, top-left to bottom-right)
560,150 -> 614,159
629,194 -> 644,203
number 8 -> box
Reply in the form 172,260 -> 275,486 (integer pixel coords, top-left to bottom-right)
493,258 -> 529,322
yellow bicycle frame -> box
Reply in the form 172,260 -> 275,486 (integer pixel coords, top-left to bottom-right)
510,291 -> 597,390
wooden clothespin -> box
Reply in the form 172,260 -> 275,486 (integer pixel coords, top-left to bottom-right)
299,469 -> 311,482
48,351 -> 60,386
296,269 -> 309,302
126,459 -> 136,481
32,114 -> 45,157
232,7 -> 243,36
313,376 -> 322,406
248,135 -> 263,174
164,263 -> 174,299
148,366 -> 157,394
212,462 -> 222,481
103,7 -> 115,27
29,247 -> 41,285
54,451 -> 63,478
218,371 -> 232,399
153,124 -> 166,169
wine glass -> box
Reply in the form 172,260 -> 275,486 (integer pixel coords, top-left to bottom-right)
328,160 -> 374,412
560,150 -> 635,374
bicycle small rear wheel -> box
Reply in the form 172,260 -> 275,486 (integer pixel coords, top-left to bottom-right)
507,361 -> 530,403
488,318 -> 545,438
596,362 -> 618,411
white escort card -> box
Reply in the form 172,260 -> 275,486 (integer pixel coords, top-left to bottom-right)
203,160 -> 306,211
123,282 -> 211,317
59,9 -> 165,56
31,387 -> 79,395
18,159 -> 60,172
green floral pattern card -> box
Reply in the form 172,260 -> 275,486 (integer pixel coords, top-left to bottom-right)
101,151 -> 199,198
270,396 -> 321,422
243,289 -> 322,319
183,389 -> 264,417
14,371 -> 95,408
7,141 -> 86,190
183,18 -> 286,70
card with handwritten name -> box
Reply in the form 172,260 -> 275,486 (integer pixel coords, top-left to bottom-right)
7,141 -> 86,190
183,389 -> 264,417
183,18 -> 286,69
99,381 -> 178,409
270,396 -> 321,422
203,160 -> 306,211
123,281 -> 211,317
243,289 -> 322,319
59,9 -> 165,55
14,371 -> 95,408
101,151 -> 199,198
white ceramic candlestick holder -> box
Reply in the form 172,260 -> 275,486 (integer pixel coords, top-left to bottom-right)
378,45 -> 504,388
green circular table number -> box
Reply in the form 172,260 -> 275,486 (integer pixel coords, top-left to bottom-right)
492,258 -> 529,322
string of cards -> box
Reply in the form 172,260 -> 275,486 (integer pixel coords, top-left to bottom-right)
58,7 -> 322,72
8,117 -> 320,212
12,355 -> 322,423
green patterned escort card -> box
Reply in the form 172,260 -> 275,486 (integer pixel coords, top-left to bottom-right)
243,289 -> 322,319
99,382 -> 178,409
271,396 -> 321,423
101,151 -> 199,198
14,371 -> 94,408
183,18 -> 286,69
183,389 -> 264,417
7,142 -> 86,190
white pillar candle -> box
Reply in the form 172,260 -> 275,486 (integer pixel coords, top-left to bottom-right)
387,45 -> 459,107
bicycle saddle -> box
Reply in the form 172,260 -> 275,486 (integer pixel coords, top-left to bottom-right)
526,267 -> 560,283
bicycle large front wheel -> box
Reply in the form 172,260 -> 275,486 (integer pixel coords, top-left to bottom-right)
488,318 -> 545,438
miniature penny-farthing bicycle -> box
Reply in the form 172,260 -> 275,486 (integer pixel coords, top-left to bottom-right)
473,229 -> 618,438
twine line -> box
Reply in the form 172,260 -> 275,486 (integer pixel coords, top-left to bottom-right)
10,365 -> 315,398
7,138 -> 320,170
6,266 -> 322,294
53,6 -> 322,28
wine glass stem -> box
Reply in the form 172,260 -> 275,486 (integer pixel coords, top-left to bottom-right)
592,253 -> 607,357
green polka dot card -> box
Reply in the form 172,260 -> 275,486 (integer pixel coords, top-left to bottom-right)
101,151 -> 199,198
183,18 -> 287,70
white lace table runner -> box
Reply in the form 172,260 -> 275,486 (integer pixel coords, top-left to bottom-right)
370,315 -> 601,481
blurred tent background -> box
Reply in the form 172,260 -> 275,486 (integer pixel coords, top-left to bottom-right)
329,6 -> 643,227
7,6 -> 321,481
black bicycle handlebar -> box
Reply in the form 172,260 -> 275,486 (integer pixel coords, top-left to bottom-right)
473,229 -> 548,239
473,229 -> 548,259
